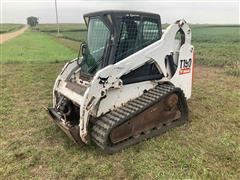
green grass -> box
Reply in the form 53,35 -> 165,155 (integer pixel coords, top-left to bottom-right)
58,31 -> 87,42
34,23 -> 86,32
0,63 -> 239,179
36,24 -> 240,72
0,31 -> 76,63
224,65 -> 240,76
0,24 -> 240,178
0,24 -> 25,34
45,24 -> 240,76
34,23 -> 87,42
191,25 -> 240,76
192,25 -> 240,43
53,37 -> 81,52
194,42 -> 239,67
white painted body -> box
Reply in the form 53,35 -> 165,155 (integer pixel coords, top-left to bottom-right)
52,20 -> 194,143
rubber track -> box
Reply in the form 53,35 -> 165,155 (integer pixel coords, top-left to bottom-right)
91,84 -> 188,154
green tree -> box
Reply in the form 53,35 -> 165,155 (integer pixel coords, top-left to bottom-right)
27,16 -> 39,27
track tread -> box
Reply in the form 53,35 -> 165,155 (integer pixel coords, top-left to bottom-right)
91,84 -> 188,154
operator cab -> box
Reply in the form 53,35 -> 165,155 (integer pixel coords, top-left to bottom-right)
80,10 -> 163,84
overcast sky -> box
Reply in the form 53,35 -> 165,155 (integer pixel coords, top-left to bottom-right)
1,0 -> 239,24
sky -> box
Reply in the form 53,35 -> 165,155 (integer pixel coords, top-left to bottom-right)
1,0 -> 240,24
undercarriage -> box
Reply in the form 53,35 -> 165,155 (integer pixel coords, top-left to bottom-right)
91,84 -> 188,153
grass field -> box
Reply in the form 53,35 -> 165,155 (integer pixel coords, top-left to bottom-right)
0,31 -> 76,63
0,24 -> 240,179
1,64 -> 239,179
35,23 -> 86,32
192,25 -> 240,43
35,24 -> 240,75
35,23 -> 87,42
192,25 -> 240,66
0,24 -> 25,34
192,25 -> 240,76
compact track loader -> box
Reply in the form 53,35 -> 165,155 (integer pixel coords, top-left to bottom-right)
47,10 -> 194,154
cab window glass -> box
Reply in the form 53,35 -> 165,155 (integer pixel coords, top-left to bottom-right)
115,16 -> 160,62
142,19 -> 160,47
115,16 -> 141,62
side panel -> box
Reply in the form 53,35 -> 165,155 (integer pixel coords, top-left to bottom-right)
170,44 -> 194,99
52,59 -> 82,106
75,21 -> 194,142
96,81 -> 156,117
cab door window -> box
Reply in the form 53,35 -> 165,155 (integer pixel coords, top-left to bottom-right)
142,18 -> 160,47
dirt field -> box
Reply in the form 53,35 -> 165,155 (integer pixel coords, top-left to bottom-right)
0,26 -> 28,44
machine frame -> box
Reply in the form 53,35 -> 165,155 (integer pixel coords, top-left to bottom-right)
47,11 -> 194,148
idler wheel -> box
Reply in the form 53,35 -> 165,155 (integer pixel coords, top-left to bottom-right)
165,94 -> 178,109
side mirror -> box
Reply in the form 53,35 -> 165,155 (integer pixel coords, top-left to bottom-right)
78,43 -> 87,61
81,43 -> 87,56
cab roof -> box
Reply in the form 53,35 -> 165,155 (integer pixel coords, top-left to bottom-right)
83,10 -> 160,19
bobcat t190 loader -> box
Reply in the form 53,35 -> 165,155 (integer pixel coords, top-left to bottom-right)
47,10 -> 194,154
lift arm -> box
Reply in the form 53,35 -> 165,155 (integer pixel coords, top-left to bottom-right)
79,20 -> 192,143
